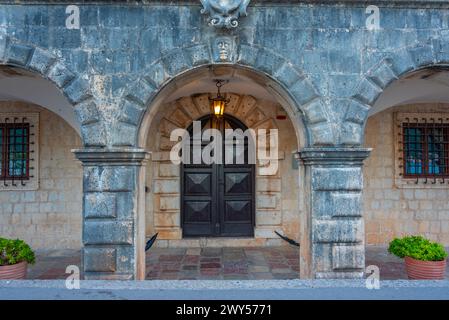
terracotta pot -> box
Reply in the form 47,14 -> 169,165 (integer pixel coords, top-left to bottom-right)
0,261 -> 28,280
404,256 -> 447,280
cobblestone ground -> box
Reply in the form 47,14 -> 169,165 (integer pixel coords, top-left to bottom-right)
26,246 -> 449,280
146,247 -> 300,280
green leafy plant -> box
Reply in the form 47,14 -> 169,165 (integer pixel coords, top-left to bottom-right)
388,235 -> 448,262
0,237 -> 36,266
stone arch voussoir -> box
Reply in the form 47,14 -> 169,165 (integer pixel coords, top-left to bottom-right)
342,42 -> 449,146
0,33 -> 105,147
117,42 -> 331,148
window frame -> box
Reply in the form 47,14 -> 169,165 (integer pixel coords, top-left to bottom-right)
402,123 -> 449,179
0,122 -> 31,180
394,112 -> 449,188
0,113 -> 39,190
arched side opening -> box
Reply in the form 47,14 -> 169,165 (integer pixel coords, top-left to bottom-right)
364,66 -> 449,252
0,64 -> 83,279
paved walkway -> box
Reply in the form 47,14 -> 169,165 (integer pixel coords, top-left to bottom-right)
26,246 -> 449,280
146,247 -> 299,280
1,280 -> 449,300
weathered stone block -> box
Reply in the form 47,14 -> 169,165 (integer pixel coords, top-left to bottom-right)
162,49 -> 191,76
290,78 -> 318,106
313,219 -> 363,243
309,122 -> 335,146
84,247 -> 117,272
186,44 -> 210,66
119,99 -> 145,125
273,62 -> 302,88
154,212 -> 180,227
344,99 -> 370,124
408,45 -> 435,68
256,210 -> 281,225
257,194 -> 279,209
63,77 -> 91,104
314,192 -> 362,218
28,47 -> 56,74
126,79 -> 156,106
115,245 -> 135,274
312,167 -> 362,191
84,166 -> 135,192
158,163 -> 179,177
84,192 -> 117,219
81,122 -> 107,147
159,195 -> 180,211
47,62 -> 75,88
340,121 -> 363,145
302,99 -> 327,124
256,178 -> 281,192
115,192 -> 135,219
153,179 -> 179,194
155,227 -> 182,239
6,43 -> 32,66
145,61 -> 169,88
368,59 -> 398,89
0,34 -> 7,62
74,100 -> 100,125
111,122 -> 137,146
389,48 -> 416,76
254,227 -> 277,239
332,244 -> 364,270
84,220 -> 133,245
353,78 -> 382,105
255,49 -> 284,76
237,44 -> 258,66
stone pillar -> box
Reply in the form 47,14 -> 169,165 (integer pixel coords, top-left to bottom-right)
73,148 -> 149,280
299,147 -> 371,279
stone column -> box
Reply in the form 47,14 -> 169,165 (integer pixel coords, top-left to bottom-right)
73,148 -> 149,280
299,147 -> 371,279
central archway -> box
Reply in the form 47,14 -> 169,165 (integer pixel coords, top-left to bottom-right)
138,64 -> 309,279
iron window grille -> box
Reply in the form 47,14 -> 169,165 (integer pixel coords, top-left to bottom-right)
398,116 -> 449,184
0,115 -> 38,189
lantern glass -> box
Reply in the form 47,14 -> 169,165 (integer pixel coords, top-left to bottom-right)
212,100 -> 225,116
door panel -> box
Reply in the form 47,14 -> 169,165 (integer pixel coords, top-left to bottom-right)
184,172 -> 212,195
184,201 -> 211,222
225,172 -> 252,194
182,114 -> 255,238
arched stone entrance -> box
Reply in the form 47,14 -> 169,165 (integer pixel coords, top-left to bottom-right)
137,64 -> 308,280
144,89 -> 301,250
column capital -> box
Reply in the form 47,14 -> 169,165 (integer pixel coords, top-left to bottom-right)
298,147 -> 371,166
73,147 -> 150,166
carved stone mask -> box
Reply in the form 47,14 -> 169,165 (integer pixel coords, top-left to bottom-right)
213,37 -> 235,62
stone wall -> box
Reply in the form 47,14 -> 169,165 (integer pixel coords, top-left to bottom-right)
364,103 -> 449,245
0,101 -> 82,249
145,93 -> 301,247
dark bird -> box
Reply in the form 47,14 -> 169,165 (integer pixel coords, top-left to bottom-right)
145,233 -> 158,252
275,231 -> 300,247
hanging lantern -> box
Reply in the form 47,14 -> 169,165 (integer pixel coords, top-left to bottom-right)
210,79 -> 229,117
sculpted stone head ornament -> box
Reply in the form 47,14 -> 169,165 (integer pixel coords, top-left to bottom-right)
200,0 -> 251,29
213,36 -> 235,62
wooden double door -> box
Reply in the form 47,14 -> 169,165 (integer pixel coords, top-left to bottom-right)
181,114 -> 255,237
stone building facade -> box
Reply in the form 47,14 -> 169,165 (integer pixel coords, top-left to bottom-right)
0,0 -> 448,279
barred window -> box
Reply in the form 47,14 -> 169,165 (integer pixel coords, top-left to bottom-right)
402,122 -> 449,178
0,114 -> 38,189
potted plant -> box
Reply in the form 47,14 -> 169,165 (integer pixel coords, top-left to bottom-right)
0,237 -> 36,279
388,235 -> 448,280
